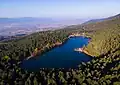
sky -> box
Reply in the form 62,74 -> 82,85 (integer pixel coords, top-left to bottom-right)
0,0 -> 120,19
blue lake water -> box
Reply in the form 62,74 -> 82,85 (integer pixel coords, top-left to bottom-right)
21,36 -> 92,71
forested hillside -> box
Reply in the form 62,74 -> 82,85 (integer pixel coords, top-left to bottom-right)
0,14 -> 120,85
84,14 -> 120,57
0,30 -> 68,60
84,26 -> 120,57
0,27 -> 88,60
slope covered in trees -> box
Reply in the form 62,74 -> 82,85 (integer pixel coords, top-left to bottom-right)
84,15 -> 120,57
0,30 -> 68,60
0,27 -> 89,60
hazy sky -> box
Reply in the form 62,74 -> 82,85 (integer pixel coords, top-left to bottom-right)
0,0 -> 120,18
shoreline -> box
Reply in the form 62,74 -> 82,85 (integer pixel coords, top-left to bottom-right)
26,33 -> 92,60
26,38 -> 68,60
74,48 -> 93,57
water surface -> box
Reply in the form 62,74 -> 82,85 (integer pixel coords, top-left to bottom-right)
21,36 -> 92,71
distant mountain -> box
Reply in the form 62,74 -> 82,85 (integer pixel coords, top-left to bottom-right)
82,13 -> 120,25
81,13 -> 120,31
0,17 -> 54,23
107,13 -> 120,20
82,18 -> 106,25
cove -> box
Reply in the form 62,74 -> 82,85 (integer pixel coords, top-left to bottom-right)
21,36 -> 92,72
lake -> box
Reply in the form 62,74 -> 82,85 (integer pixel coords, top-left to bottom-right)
21,36 -> 92,71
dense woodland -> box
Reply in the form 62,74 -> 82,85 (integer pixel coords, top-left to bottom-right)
0,14 -> 120,85
0,30 -> 69,60
84,26 -> 120,57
